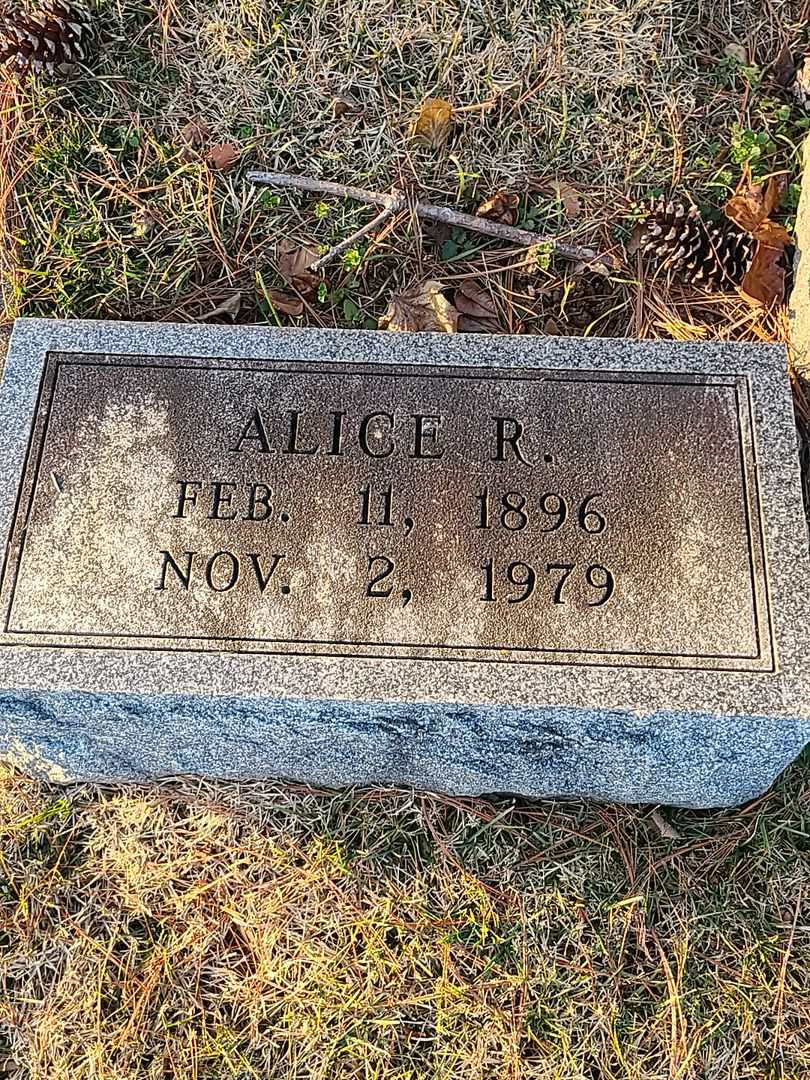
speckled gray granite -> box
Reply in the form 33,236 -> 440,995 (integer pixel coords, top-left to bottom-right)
0,318 -> 809,807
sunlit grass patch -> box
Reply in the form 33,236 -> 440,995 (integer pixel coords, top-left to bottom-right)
2,764 -> 809,1078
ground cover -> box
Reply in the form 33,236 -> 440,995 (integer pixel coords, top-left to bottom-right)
1,1 -> 810,1077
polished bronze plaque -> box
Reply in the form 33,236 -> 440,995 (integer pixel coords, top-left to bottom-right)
0,352 -> 773,670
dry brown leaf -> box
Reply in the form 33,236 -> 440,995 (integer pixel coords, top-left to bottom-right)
178,117 -> 210,154
207,142 -> 241,171
413,98 -> 453,149
724,166 -> 788,233
380,280 -> 458,333
198,293 -> 242,322
455,280 -> 496,319
740,219 -> 792,307
476,191 -> 519,225
131,206 -> 157,238
263,288 -> 304,317
724,42 -> 748,64
770,41 -> 795,88
454,280 -> 501,333
552,180 -> 581,220
277,239 -> 320,297
649,809 -> 681,841
333,92 -> 363,119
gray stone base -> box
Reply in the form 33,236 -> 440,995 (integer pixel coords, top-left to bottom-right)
4,689 -> 808,808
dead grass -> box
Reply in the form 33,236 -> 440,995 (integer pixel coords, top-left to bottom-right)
0,0 -> 808,333
1,2 -> 810,1077
1,762 -> 810,1079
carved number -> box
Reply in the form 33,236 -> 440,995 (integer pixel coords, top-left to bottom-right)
481,559 -> 615,605
366,555 -> 395,597
475,490 -> 607,534
358,483 -> 394,527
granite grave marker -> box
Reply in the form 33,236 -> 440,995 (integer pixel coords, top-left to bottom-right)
0,318 -> 808,806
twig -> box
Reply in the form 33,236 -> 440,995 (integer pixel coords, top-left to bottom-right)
309,204 -> 396,272
247,170 -> 602,265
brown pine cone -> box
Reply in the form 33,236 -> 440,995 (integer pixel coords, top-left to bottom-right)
638,196 -> 755,288
0,1 -> 92,78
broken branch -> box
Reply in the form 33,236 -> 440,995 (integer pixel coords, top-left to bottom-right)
309,204 -> 396,272
247,170 -> 602,265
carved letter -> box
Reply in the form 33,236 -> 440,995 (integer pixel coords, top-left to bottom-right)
174,481 -> 202,518
209,481 -> 237,521
156,550 -> 195,591
232,409 -> 273,454
284,410 -> 319,455
245,483 -> 273,521
410,413 -> 445,459
492,416 -> 531,465
328,410 -> 347,456
247,552 -> 284,593
204,551 -> 240,591
359,412 -> 394,458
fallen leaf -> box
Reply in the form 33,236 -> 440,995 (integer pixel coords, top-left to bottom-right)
207,142 -> 241,171
792,57 -> 810,110
627,219 -> 646,257
649,809 -> 681,841
131,206 -> 157,238
740,219 -> 792,307
770,41 -> 795,88
178,118 -> 211,161
277,239 -> 321,297
333,92 -> 363,119
476,191 -> 519,225
551,180 -> 581,220
262,288 -> 304,317
572,256 -> 615,277
179,117 -> 210,150
724,42 -> 748,65
455,280 -> 496,318
380,279 -> 457,333
724,166 -> 788,233
412,98 -> 453,149
198,293 -> 242,322
454,280 -> 501,333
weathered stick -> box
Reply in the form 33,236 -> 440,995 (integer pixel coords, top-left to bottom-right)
247,170 -> 601,264
309,204 -> 396,272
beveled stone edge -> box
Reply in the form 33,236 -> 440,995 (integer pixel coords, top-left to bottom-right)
0,318 -> 807,721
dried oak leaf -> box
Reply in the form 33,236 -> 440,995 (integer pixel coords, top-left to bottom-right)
263,288 -> 304,317
198,293 -> 242,322
412,98 -> 453,149
476,191 -> 519,225
131,206 -> 157,238
649,809 -> 681,841
740,219 -> 792,307
724,167 -> 788,233
551,180 -> 582,221
180,117 -> 212,153
207,141 -> 241,171
380,279 -> 457,333
454,280 -> 501,333
277,239 -> 320,297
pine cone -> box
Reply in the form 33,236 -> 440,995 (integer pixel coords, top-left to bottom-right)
639,196 -> 755,288
0,1 -> 91,78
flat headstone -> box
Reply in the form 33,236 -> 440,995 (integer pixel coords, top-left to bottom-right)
0,318 -> 808,806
